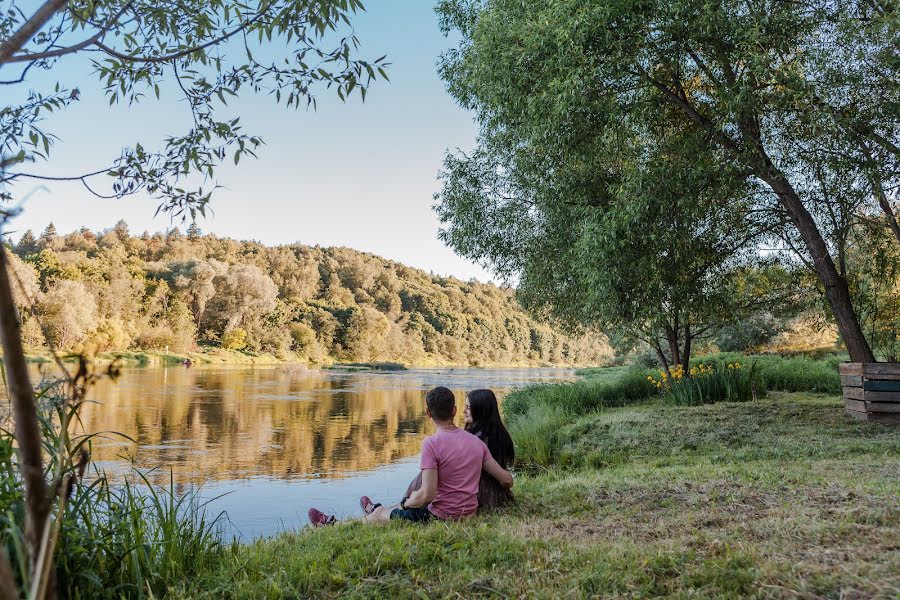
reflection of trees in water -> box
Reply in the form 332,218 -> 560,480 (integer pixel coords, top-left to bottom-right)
73,367 -> 463,485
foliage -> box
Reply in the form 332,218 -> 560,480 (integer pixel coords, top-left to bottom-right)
693,352 -> 841,395
847,224 -> 900,361
435,0 -> 900,363
0,0 -> 389,216
651,361 -> 759,406
0,373 -> 223,598
12,225 -> 613,366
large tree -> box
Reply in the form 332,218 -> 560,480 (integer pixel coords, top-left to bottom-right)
435,0 -> 900,363
436,88 -> 786,371
0,0 -> 386,596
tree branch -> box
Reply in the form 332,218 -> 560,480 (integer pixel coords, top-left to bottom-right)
0,0 -> 69,65
94,5 -> 270,65
5,2 -> 134,64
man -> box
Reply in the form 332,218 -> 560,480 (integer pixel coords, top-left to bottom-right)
308,386 -> 513,525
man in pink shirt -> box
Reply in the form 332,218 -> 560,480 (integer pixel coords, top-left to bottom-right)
308,386 -> 513,525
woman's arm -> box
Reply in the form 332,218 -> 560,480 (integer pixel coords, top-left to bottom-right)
482,455 -> 513,489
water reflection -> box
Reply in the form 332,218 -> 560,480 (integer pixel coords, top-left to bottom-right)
73,366 -> 573,487
16,364 -> 575,537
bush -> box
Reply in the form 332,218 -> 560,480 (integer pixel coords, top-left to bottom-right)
220,327 -> 248,350
657,361 -> 761,406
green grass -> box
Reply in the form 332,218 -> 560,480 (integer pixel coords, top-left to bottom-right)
172,393 -> 900,599
693,352 -> 842,394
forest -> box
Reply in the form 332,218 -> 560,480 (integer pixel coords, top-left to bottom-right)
7,221 -> 613,366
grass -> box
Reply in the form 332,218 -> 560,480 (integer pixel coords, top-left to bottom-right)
172,393 -> 900,599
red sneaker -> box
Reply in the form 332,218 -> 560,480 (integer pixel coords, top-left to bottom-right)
360,495 -> 381,515
308,507 -> 335,527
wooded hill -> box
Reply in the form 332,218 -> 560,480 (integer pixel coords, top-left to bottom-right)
8,222 -> 611,366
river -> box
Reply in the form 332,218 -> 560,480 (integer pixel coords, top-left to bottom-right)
43,364 -> 574,539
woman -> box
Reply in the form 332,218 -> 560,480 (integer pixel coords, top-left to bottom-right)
404,388 -> 515,509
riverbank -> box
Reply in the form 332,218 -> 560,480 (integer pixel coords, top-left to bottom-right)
22,346 -> 289,366
20,346 -> 598,369
170,390 -> 899,598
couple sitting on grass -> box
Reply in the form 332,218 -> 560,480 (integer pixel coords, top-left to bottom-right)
308,386 -> 514,526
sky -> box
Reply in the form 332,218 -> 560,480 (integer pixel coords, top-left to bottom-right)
7,1 -> 494,281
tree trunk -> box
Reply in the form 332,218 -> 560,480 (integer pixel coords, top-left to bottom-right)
663,322 -> 681,367
651,338 -> 671,378
757,162 -> 876,363
681,322 -> 692,374
0,245 -> 52,594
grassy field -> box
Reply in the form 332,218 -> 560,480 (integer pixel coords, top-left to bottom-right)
171,391 -> 899,599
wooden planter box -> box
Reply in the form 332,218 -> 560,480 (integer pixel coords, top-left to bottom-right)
839,363 -> 900,425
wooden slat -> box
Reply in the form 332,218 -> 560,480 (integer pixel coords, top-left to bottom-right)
863,390 -> 900,403
839,362 -> 862,375
845,408 -> 868,421
844,388 -> 900,402
843,398 -> 866,412
864,380 -> 900,392
865,373 -> 900,381
863,363 -> 900,377
844,387 -> 865,401
866,412 -> 900,425
845,408 -> 900,425
865,401 -> 900,414
841,375 -> 863,387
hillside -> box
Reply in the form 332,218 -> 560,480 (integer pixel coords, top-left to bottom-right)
8,222 -> 612,366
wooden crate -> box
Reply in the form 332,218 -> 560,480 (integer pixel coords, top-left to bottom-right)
839,363 -> 900,425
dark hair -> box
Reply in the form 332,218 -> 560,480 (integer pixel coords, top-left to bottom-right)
465,389 -> 514,468
425,386 -> 456,421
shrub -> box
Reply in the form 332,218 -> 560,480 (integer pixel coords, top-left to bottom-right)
0,376 -> 223,599
656,361 -> 761,406
220,327 -> 248,350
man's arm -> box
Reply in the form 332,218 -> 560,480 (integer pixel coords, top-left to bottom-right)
483,455 -> 513,489
403,468 -> 437,508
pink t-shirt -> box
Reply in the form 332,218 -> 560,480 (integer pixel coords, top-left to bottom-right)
420,427 -> 490,519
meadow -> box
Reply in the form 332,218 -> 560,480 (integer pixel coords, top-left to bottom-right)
4,353 -> 898,598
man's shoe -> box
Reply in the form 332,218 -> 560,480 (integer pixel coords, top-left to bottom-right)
360,495 -> 381,515
308,507 -> 335,527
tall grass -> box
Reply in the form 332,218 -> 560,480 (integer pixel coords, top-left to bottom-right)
0,375 -> 224,599
504,368 -> 655,419
504,368 -> 656,467
692,352 -> 840,394
48,472 -> 224,599
662,362 -> 759,406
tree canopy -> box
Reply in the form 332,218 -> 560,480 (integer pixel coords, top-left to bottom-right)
435,0 -> 900,363
11,224 -> 613,366
1,0 -> 388,217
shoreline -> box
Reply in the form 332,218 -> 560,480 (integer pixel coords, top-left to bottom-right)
19,346 -> 604,370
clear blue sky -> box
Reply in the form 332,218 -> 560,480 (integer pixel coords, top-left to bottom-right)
9,1 -> 492,281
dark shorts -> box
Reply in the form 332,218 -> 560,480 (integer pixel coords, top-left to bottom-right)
390,506 -> 435,523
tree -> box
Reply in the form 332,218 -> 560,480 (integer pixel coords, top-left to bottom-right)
186,222 -> 202,241
37,222 -> 60,250
37,279 -> 97,349
0,0 -> 388,594
16,229 -> 38,255
436,0 -> 899,363
205,264 -> 278,341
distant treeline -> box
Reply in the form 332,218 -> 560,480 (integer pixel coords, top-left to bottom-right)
6,222 -> 612,366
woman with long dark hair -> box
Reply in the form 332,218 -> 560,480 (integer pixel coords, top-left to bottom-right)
404,388 -> 514,510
